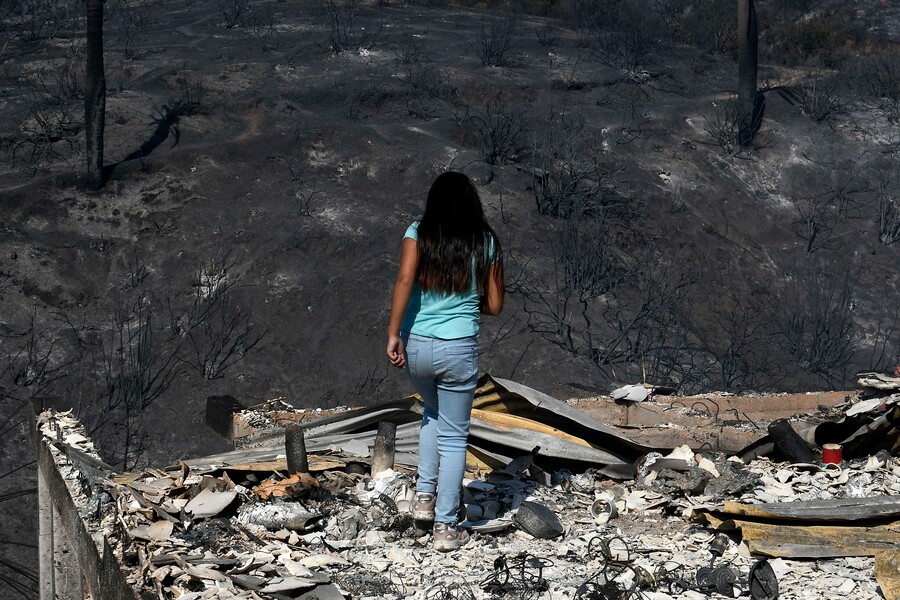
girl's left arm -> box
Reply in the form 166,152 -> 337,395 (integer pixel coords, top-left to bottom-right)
481,261 -> 505,316
387,237 -> 419,368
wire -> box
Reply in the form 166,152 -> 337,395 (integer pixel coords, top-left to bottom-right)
0,488 -> 37,504
0,539 -> 38,549
425,581 -> 477,600
481,553 -> 552,597
0,556 -> 38,582
0,460 -> 36,480
0,570 -> 36,600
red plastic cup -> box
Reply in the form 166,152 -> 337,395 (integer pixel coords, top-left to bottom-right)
822,443 -> 843,465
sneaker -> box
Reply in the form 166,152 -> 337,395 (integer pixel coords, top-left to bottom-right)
412,492 -> 436,521
433,522 -> 470,552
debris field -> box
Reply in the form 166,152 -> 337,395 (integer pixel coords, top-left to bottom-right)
34,373 -> 900,600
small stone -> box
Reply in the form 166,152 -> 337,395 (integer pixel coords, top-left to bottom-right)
299,554 -> 349,568
837,579 -> 856,594
278,556 -> 314,577
386,547 -> 419,567
364,530 -> 389,547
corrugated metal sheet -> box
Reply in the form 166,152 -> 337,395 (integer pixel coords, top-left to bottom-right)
186,375 -> 653,477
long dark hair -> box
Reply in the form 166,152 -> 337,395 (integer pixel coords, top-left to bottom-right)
417,171 -> 501,295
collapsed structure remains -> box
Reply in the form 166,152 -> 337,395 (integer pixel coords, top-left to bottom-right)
34,374 -> 900,600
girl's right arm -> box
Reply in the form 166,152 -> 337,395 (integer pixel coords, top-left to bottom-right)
387,237 -> 419,368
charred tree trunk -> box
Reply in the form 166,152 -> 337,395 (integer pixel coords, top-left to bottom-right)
737,0 -> 758,148
85,0 -> 106,189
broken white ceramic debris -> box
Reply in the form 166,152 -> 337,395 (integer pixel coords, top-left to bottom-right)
611,384 -> 650,403
184,488 -> 237,518
846,398 -> 887,416
259,576 -> 324,592
147,520 -> 174,542
697,456 -> 721,478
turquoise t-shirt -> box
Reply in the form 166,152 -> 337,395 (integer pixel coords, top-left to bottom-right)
401,221 -> 493,340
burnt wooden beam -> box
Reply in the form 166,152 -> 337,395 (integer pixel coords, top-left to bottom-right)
720,520 -> 900,559
371,421 -> 397,475
697,508 -> 900,559
725,495 -> 900,522
768,419 -> 816,463
285,426 -> 309,474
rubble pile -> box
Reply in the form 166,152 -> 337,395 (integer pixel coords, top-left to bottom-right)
34,373 -> 900,600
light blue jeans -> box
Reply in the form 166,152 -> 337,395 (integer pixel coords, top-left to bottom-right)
403,332 -> 478,524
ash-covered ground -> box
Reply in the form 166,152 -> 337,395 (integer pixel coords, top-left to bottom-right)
1,0 -> 899,597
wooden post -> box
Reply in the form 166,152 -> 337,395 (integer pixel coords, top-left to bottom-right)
371,421 -> 397,476
285,426 -> 309,474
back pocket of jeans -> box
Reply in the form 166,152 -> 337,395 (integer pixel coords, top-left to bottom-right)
443,346 -> 476,383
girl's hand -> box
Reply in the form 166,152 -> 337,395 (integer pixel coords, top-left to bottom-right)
387,335 -> 405,368
387,238 -> 417,370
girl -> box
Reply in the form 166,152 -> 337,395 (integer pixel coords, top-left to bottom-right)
386,171 -> 504,552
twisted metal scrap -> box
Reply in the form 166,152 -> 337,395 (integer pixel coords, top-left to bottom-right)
481,553 -> 553,599
577,537 -> 656,600
425,581 -> 477,600
575,563 -> 654,600
578,535 -> 779,600
334,564 -> 404,597
653,560 -> 692,595
587,535 -> 632,568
